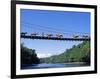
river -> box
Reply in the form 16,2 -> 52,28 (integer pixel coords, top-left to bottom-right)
21,63 -> 89,69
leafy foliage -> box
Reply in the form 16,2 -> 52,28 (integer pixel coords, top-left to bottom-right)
41,41 -> 90,65
21,44 -> 40,65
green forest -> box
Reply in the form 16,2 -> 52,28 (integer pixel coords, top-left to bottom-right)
21,41 -> 90,66
41,41 -> 90,65
21,44 -> 40,66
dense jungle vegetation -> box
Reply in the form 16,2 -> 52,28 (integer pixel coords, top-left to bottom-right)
21,41 -> 90,66
40,41 -> 90,65
21,44 -> 40,65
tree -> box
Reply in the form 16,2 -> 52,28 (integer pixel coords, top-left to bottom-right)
41,41 -> 90,65
21,44 -> 40,65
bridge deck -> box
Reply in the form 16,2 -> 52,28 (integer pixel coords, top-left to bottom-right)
21,35 -> 90,41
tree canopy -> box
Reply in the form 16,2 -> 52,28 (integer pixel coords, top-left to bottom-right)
21,44 -> 40,65
41,41 -> 90,65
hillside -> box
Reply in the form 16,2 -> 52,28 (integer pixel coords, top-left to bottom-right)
21,44 -> 40,65
41,41 -> 90,65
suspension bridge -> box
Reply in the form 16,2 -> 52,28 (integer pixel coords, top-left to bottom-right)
21,22 -> 90,41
